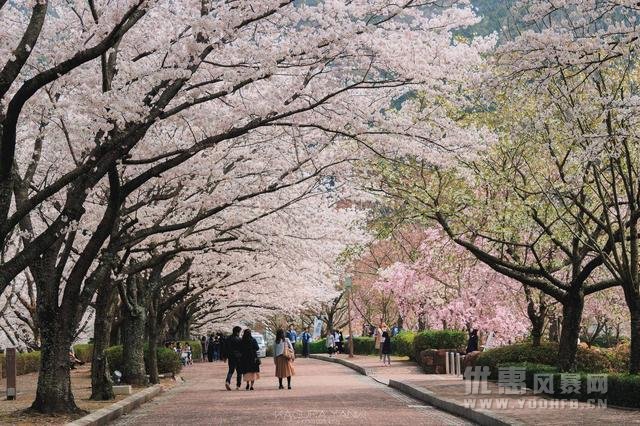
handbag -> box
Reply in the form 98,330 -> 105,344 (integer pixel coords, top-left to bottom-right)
283,340 -> 294,360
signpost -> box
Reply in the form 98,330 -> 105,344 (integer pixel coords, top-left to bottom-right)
345,276 -> 354,358
312,317 -> 323,340
6,348 -> 16,400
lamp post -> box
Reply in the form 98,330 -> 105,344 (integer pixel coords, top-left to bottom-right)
345,276 -> 354,358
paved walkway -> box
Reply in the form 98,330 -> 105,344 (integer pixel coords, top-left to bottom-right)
323,355 -> 640,425
112,357 -> 471,425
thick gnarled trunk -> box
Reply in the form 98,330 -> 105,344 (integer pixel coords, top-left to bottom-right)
90,284 -> 117,400
622,287 -> 640,374
30,317 -> 80,413
147,301 -> 160,384
557,293 -> 584,372
122,304 -> 148,386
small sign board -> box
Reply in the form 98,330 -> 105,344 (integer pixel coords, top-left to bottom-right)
6,348 -> 16,400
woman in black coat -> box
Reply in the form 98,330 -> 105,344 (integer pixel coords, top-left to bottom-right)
239,329 -> 260,390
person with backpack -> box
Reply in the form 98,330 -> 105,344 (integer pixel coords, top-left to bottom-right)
301,326 -> 312,358
223,326 -> 243,390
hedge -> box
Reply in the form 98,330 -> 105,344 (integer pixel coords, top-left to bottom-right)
73,343 -> 94,363
476,342 -> 613,373
392,331 -> 416,358
294,338 -> 326,354
106,345 -> 182,375
413,330 -> 466,357
352,337 -> 377,355
494,362 -> 640,409
0,351 -> 41,378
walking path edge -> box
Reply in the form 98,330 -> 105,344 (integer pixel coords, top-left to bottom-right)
65,384 -> 163,426
309,354 -> 520,426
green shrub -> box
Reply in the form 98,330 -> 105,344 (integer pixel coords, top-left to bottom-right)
602,343 -> 629,373
607,374 -> 640,408
352,337 -> 376,355
106,344 -> 182,375
294,338 -> 327,354
0,351 -> 41,378
413,330 -> 466,357
150,347 -> 182,374
16,351 -> 41,376
105,345 -> 124,372
392,331 -> 416,358
477,342 -> 613,373
73,343 -> 94,363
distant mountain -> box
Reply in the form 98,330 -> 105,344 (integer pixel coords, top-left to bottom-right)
460,0 -> 516,38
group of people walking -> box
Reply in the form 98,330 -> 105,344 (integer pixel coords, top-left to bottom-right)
222,326 -> 295,391
200,333 -> 223,362
286,324 -> 312,358
325,329 -> 344,357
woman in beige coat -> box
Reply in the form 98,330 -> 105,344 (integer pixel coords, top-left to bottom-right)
273,328 -> 295,389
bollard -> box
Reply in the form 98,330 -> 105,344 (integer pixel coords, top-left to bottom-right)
449,352 -> 455,375
455,353 -> 461,376
6,348 -> 16,400
445,351 -> 450,374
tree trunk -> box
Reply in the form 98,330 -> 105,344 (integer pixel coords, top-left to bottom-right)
147,302 -> 160,384
90,285 -> 117,400
524,286 -> 546,347
417,314 -> 427,331
557,293 -> 584,372
531,321 -> 543,347
122,304 -> 148,386
30,318 -> 81,413
147,333 -> 159,384
623,290 -> 640,374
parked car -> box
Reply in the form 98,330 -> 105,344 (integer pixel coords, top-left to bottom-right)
252,333 -> 267,358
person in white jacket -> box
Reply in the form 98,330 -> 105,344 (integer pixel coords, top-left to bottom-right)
326,329 -> 336,357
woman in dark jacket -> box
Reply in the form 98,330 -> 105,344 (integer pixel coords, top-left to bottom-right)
381,326 -> 392,366
239,329 -> 260,390
466,329 -> 479,354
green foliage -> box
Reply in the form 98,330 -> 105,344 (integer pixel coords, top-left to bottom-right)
476,343 -> 614,373
0,351 -> 41,378
294,339 -> 326,354
105,345 -> 124,372
603,343 -> 630,373
73,343 -> 93,363
151,347 -> 182,375
607,374 -> 640,408
106,344 -> 182,375
413,330 -> 466,356
392,331 -> 416,358
352,337 -> 377,355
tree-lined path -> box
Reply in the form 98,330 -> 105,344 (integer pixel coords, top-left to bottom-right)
112,359 -> 470,426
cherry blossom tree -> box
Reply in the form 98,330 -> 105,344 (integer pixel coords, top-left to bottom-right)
374,228 -> 530,343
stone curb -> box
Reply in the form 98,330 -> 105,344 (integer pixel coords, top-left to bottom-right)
310,355 -> 520,426
66,384 -> 163,426
309,354 -> 368,375
388,380 -> 521,426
